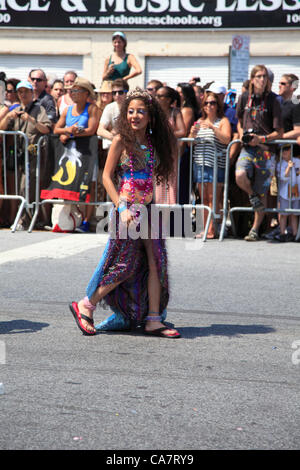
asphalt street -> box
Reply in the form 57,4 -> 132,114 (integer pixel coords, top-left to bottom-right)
0,230 -> 300,451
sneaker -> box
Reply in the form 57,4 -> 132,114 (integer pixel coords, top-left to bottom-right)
249,193 -> 265,211
75,221 -> 90,233
262,226 -> 280,240
10,223 -> 25,231
244,228 -> 259,241
285,232 -> 295,242
273,233 -> 286,243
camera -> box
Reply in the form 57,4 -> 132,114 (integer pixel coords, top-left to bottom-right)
242,129 -> 256,144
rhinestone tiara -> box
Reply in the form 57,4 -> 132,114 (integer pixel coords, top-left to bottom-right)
125,87 -> 152,101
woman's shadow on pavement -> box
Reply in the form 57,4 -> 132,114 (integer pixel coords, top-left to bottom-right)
178,323 -> 276,339
98,323 -> 275,339
0,319 -> 49,335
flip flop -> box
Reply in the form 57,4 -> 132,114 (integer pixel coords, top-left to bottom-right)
144,326 -> 181,339
69,301 -> 96,336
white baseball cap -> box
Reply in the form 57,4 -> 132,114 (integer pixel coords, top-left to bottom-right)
112,31 -> 127,41
208,83 -> 227,94
16,80 -> 33,91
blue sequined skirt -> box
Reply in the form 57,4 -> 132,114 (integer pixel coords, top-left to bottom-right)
86,204 -> 169,330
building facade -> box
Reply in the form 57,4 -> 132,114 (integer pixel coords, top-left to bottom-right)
0,1 -> 300,95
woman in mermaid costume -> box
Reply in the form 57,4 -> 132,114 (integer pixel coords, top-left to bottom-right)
69,88 -> 181,338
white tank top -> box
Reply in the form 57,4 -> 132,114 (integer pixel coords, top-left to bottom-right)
59,95 -> 71,116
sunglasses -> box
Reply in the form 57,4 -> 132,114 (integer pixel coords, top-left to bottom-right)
6,89 -> 15,93
112,90 -> 127,96
70,89 -> 86,94
204,100 -> 217,106
146,87 -> 154,92
279,81 -> 289,86
30,77 -> 44,82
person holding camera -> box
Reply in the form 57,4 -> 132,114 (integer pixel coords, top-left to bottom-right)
0,80 -> 52,229
235,64 -> 283,241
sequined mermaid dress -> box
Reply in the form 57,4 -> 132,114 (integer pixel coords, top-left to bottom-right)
85,146 -> 169,330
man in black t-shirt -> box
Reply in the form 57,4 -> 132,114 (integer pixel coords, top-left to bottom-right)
278,73 -> 300,156
235,65 -> 283,241
28,68 -> 57,125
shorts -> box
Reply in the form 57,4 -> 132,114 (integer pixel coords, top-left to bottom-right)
279,197 -> 300,211
236,146 -> 275,197
193,162 -> 225,184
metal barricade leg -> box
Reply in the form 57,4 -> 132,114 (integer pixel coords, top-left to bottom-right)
28,136 -> 44,233
9,196 -> 27,233
0,131 -> 30,232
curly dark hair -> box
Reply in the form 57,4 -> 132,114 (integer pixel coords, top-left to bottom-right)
115,88 -> 177,183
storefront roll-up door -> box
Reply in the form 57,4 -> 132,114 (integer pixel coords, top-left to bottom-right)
146,55 -> 300,96
145,56 -> 228,90
0,54 -> 83,82
248,56 -> 300,96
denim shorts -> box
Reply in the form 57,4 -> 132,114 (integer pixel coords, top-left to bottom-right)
193,162 -> 225,184
279,197 -> 300,210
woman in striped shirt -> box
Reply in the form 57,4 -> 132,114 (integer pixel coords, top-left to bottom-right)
189,91 -> 231,238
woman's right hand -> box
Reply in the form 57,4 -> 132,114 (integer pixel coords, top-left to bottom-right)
107,63 -> 115,76
120,208 -> 134,226
60,134 -> 69,144
189,122 -> 200,138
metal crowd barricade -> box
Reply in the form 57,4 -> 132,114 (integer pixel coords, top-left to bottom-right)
24,134 -> 225,240
10,132 -> 300,240
28,135 -> 107,233
0,130 -> 30,233
178,136 -> 226,240
151,136 -> 215,240
219,139 -> 300,241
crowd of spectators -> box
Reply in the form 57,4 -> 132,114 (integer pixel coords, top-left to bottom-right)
0,34 -> 299,240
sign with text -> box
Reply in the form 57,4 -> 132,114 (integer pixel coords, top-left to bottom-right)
0,1 -> 299,30
230,35 -> 250,83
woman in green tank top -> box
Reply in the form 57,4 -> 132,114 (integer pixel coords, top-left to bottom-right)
102,31 -> 142,83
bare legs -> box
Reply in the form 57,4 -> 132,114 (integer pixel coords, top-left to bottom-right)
78,280 -> 122,334
236,169 -> 266,232
197,182 -> 223,238
77,238 -> 179,336
142,239 -> 178,336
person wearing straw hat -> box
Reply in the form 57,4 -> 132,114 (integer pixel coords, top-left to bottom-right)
95,80 -> 113,116
102,31 -> 142,82
95,81 -> 114,200
54,77 -> 99,144
54,77 -> 100,232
